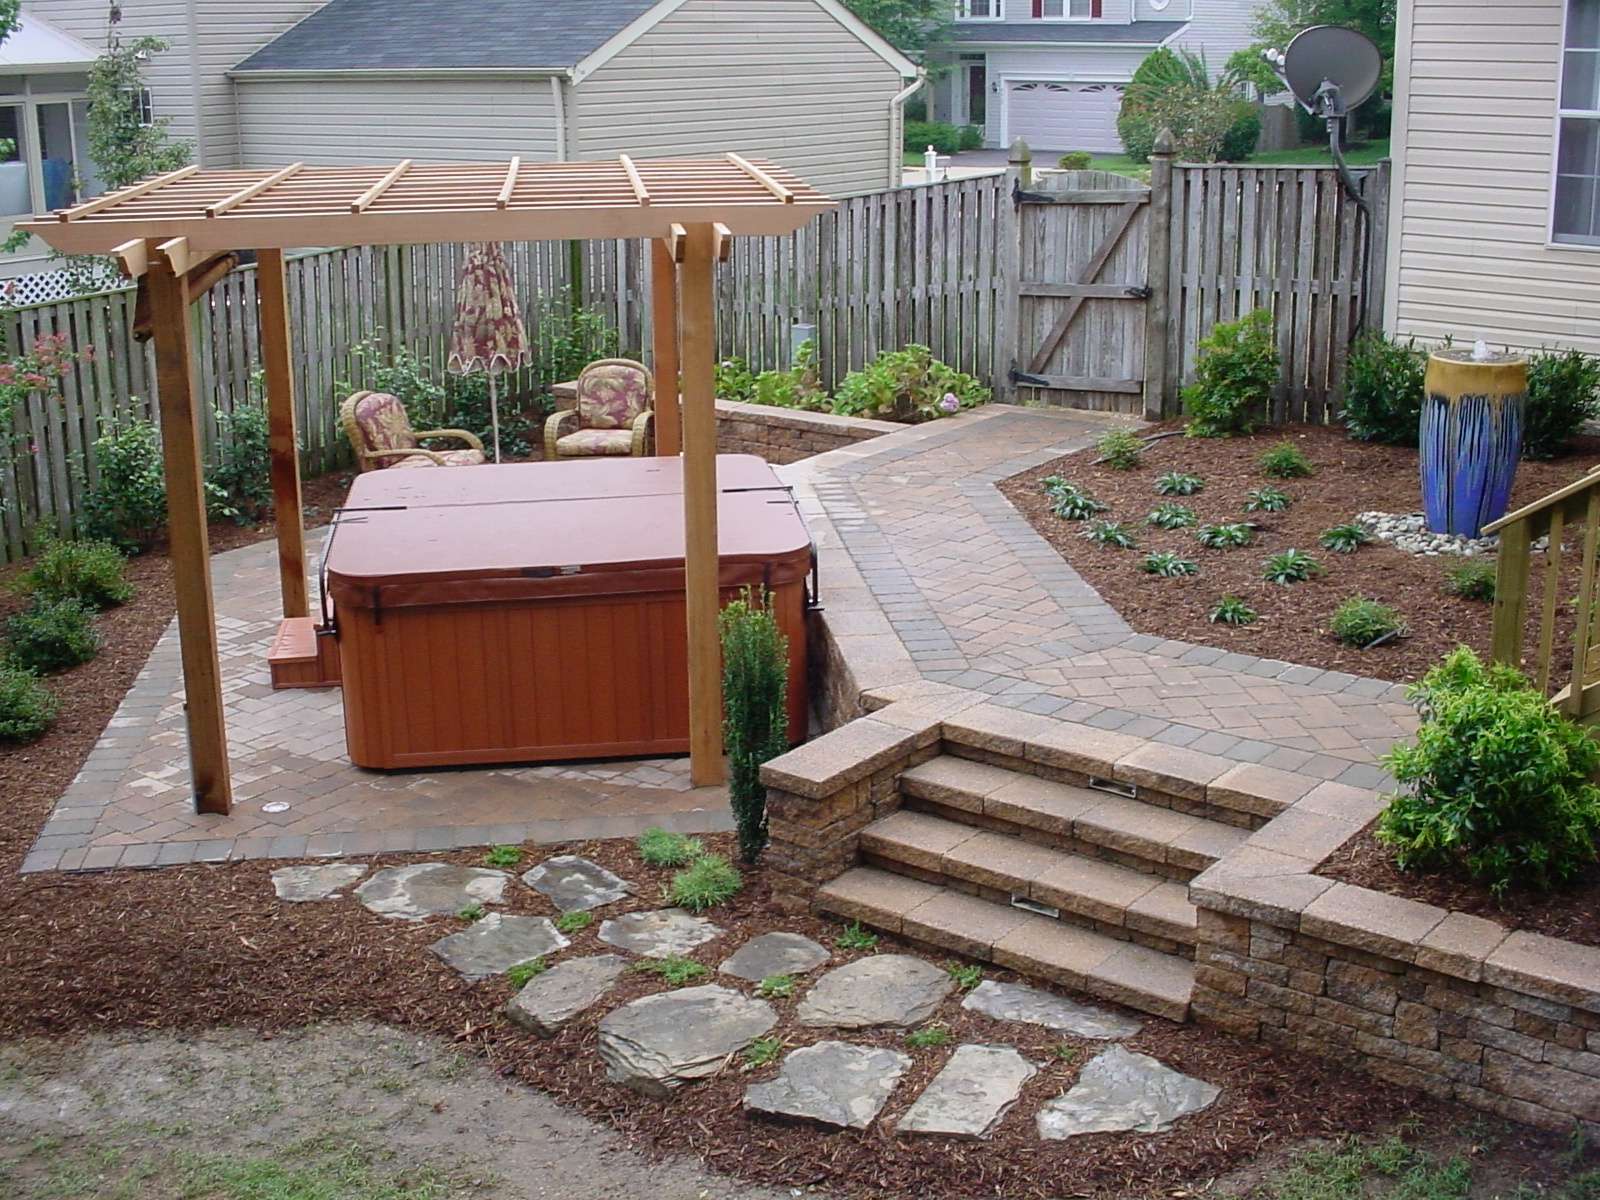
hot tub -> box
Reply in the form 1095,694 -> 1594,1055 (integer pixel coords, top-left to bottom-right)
324,454 -> 812,770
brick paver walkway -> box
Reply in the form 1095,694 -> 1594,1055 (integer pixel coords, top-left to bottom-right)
23,404 -> 1416,873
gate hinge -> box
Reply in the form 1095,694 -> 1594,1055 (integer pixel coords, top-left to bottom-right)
1013,179 -> 1052,207
1126,285 -> 1152,299
1009,367 -> 1050,387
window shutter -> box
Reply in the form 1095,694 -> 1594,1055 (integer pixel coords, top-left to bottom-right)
1033,0 -> 1043,15
1092,0 -> 1102,15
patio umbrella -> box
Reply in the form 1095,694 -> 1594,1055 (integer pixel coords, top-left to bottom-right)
447,242 -> 529,462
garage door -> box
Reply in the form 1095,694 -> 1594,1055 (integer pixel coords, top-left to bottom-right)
1006,81 -> 1126,154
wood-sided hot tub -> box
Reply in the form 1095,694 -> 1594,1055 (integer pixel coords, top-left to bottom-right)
324,454 -> 813,770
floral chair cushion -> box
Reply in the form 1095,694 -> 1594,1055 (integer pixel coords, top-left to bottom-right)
576,361 -> 650,430
557,428 -> 635,457
350,392 -> 417,454
391,448 -> 488,469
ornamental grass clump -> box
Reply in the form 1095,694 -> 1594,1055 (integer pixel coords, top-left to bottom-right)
1378,647 -> 1600,896
1329,597 -> 1405,647
636,827 -> 703,868
720,588 -> 789,864
669,853 -> 742,912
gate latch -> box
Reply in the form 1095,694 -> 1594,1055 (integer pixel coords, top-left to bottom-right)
1125,285 -> 1153,299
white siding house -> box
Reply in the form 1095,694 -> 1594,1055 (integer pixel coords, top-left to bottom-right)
1385,0 -> 1600,352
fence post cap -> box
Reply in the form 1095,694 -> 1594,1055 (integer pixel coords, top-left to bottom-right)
1008,138 -> 1032,165
1152,128 -> 1177,156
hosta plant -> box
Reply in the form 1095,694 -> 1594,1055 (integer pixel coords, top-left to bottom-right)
1244,486 -> 1291,513
1096,429 -> 1144,470
1140,551 -> 1199,577
1147,502 -> 1198,530
1155,471 -> 1205,497
1195,522 -> 1254,549
1045,480 -> 1108,521
1209,596 -> 1258,626
1082,520 -> 1137,549
1330,597 -> 1405,647
1262,549 -> 1322,584
1378,647 -> 1600,896
1259,441 -> 1314,478
1320,522 -> 1372,554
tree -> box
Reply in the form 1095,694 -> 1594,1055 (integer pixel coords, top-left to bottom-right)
1247,0 -> 1396,134
841,0 -> 950,57
0,1 -> 19,47
86,33 -> 191,190
1117,48 -> 1259,163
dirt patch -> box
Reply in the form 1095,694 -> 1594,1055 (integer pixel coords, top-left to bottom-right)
1320,825 -> 1600,949
997,423 -> 1600,684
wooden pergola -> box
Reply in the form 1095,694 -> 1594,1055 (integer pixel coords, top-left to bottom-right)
19,155 -> 834,811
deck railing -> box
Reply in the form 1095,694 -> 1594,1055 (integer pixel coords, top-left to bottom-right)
1486,467 -> 1600,716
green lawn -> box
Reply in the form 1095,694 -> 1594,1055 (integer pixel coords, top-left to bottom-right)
905,139 -> 1391,180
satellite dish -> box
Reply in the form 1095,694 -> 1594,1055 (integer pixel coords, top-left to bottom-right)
1274,25 -> 1382,116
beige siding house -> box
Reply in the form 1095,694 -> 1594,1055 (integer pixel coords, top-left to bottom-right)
1385,0 -> 1600,352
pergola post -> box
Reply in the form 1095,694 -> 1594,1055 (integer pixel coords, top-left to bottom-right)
257,248 -> 307,618
650,238 -> 681,456
680,223 -> 724,786
146,240 -> 233,815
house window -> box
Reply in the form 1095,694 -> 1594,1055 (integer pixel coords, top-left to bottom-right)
1556,0 -> 1600,243
957,0 -> 1000,17
1033,0 -> 1095,17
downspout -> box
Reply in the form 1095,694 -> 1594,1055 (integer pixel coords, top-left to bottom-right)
889,70 -> 926,187
550,74 -> 569,160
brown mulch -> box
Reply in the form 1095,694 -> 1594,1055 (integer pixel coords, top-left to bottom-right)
1320,825 -> 1600,950
998,423 -> 1600,684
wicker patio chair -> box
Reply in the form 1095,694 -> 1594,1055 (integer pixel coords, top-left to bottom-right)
340,390 -> 487,471
543,358 -> 654,460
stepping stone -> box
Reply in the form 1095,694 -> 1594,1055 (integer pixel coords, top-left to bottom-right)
429,914 -> 570,981
719,932 -> 830,982
896,1044 -> 1038,1139
354,863 -> 510,921
597,984 -> 776,1097
796,954 -> 954,1029
504,954 -> 628,1036
599,908 -> 723,958
744,1041 -> 910,1130
270,862 -> 367,902
522,855 -> 631,913
962,979 -> 1142,1040
1036,1045 -> 1220,1139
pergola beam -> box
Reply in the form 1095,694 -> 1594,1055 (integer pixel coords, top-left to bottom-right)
651,238 -> 681,457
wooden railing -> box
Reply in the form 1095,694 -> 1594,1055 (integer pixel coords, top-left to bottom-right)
1486,467 -> 1600,717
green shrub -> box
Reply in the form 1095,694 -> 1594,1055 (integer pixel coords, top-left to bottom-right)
1341,331 -> 1426,447
832,344 -> 988,422
1082,519 -> 1137,549
905,119 -> 964,154
205,393 -> 271,525
81,417 -> 166,553
5,597 -> 100,674
1447,560 -> 1496,602
715,357 -> 757,403
1117,47 -> 1258,164
343,341 -> 447,428
753,341 -> 828,412
720,587 -> 789,863
1320,523 -> 1372,554
1155,471 -> 1205,496
1097,428 -> 1144,469
958,124 -> 984,151
1182,309 -> 1279,436
636,827 -> 704,868
1377,647 -> 1600,895
1524,348 -> 1600,460
1141,550 -> 1199,577
0,662 -> 58,743
1219,103 -> 1261,161
15,536 -> 132,610
670,854 -> 742,911
1147,502 -> 1197,529
1057,151 -> 1092,170
1259,441 -> 1313,478
1209,596 -> 1258,626
1195,522 -> 1254,549
1330,597 -> 1405,647
1262,548 -> 1322,584
1244,485 -> 1292,512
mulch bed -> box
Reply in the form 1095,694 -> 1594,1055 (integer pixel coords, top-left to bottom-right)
1320,825 -> 1600,950
998,423 -> 1600,684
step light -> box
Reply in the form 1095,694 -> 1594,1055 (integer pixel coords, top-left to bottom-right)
1087,776 -> 1137,800
1010,895 -> 1060,920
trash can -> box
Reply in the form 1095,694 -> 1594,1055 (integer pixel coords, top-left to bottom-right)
1420,346 -> 1526,538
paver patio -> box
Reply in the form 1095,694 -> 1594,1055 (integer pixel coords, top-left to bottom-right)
22,404 -> 1417,873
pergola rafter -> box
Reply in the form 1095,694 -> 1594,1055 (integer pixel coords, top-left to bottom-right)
18,154 -> 834,813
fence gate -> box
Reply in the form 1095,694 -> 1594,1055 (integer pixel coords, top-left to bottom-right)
1010,170 -> 1151,413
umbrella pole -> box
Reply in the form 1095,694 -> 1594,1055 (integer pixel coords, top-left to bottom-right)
489,371 -> 502,463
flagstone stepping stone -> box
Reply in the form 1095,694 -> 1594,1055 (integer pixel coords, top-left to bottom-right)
598,908 -> 723,958
597,984 -> 777,1097
719,932 -> 830,982
743,1041 -> 910,1130
354,863 -> 510,921
429,914 -> 570,981
962,979 -> 1142,1040
504,954 -> 628,1036
522,855 -> 631,913
896,1044 -> 1038,1139
270,862 -> 367,902
795,954 -> 954,1029
1036,1045 -> 1220,1139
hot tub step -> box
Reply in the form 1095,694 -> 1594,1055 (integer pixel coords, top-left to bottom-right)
268,617 -> 341,690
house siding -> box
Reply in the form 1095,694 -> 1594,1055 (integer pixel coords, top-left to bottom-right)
234,76 -> 561,166
573,0 -> 909,196
195,3 -> 325,165
1387,0 -> 1600,351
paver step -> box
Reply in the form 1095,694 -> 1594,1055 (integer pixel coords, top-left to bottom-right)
899,755 -> 1249,877
861,808 -> 1197,949
815,866 -> 1192,1022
